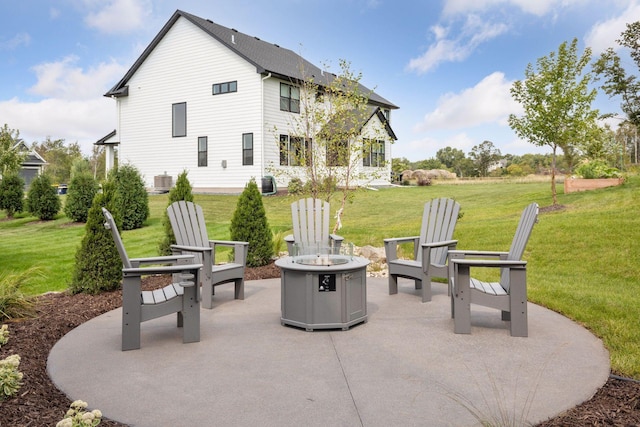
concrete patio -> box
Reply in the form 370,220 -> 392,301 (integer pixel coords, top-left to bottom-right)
48,277 -> 610,426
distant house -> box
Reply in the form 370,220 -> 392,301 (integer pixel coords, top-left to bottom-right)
13,142 -> 47,188
101,9 -> 398,192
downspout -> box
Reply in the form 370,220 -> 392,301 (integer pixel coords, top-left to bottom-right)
261,72 -> 272,179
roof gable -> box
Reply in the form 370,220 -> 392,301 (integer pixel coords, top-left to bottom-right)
105,10 -> 397,110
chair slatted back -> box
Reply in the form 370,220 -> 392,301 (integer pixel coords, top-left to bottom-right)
502,202 -> 539,290
419,198 -> 460,265
167,201 -> 209,263
102,208 -> 132,269
291,198 -> 331,247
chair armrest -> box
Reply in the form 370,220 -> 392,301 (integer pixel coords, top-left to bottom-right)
171,244 -> 212,253
448,249 -> 509,259
130,254 -> 197,267
451,258 -> 527,269
384,236 -> 419,261
421,239 -> 457,249
210,240 -> 248,265
122,263 -> 204,277
329,234 -> 344,242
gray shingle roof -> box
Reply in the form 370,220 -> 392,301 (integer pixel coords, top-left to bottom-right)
105,10 -> 398,110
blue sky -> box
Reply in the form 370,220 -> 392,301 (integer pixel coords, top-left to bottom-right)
1,0 -> 638,160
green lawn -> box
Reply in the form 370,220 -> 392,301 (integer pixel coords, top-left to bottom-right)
1,176 -> 639,377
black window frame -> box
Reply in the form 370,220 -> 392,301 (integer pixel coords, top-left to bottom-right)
363,139 -> 386,167
280,83 -> 300,113
279,134 -> 311,166
198,136 -> 208,167
242,133 -> 253,166
212,80 -> 238,95
172,102 -> 187,137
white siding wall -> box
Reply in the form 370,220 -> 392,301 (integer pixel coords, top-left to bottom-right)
117,17 -> 263,190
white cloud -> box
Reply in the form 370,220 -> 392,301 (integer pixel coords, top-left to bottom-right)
414,72 -> 521,131
0,33 -> 31,51
407,15 -> 508,73
28,55 -> 126,100
585,1 -> 640,54
442,0 -> 586,17
84,0 -> 152,34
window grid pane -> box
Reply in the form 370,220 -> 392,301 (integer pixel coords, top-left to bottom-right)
198,136 -> 207,167
172,102 -> 186,137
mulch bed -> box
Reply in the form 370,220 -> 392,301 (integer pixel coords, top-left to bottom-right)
0,261 -> 639,426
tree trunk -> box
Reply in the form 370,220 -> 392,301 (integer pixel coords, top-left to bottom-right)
551,146 -> 558,205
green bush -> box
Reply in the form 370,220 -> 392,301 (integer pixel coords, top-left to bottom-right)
230,178 -> 273,267
63,172 -> 99,223
0,354 -> 23,401
0,269 -> 36,321
69,181 -> 122,294
112,164 -> 149,230
0,174 -> 24,218
158,170 -> 193,255
0,325 -> 8,347
575,159 -> 622,179
287,177 -> 304,195
26,174 -> 60,220
56,400 -> 103,427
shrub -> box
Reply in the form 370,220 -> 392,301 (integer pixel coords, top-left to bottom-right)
0,325 -> 8,347
574,159 -> 622,179
0,269 -> 36,321
287,177 -> 304,195
56,400 -> 103,427
0,173 -> 24,218
158,170 -> 193,255
417,176 -> 432,186
230,178 -> 273,267
112,164 -> 149,230
0,354 -> 23,401
69,180 -> 122,294
26,174 -> 60,220
63,172 -> 99,222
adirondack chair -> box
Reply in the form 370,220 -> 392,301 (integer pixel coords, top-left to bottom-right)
102,208 -> 202,351
285,198 -> 344,254
384,198 -> 460,302
449,202 -> 538,337
167,201 -> 248,309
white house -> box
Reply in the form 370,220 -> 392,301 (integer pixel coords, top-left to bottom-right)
101,10 -> 398,193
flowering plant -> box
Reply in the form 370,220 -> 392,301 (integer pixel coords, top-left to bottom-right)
56,400 -> 102,427
0,324 -> 8,347
0,354 -> 23,399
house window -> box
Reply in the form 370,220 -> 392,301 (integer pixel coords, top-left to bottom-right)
198,136 -> 208,167
279,134 -> 311,166
363,139 -> 385,167
172,102 -> 187,137
242,133 -> 253,165
280,83 -> 300,113
212,81 -> 237,95
327,140 -> 348,167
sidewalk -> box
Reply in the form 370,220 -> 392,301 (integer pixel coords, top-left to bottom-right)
48,277 -> 610,427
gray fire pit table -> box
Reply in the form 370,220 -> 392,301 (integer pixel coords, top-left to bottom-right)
275,254 -> 370,331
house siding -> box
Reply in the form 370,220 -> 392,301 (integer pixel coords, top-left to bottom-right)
117,16 -> 264,191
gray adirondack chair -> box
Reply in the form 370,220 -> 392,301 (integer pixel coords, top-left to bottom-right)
384,198 -> 460,302
449,202 -> 538,337
285,198 -> 344,254
102,208 -> 202,351
167,201 -> 248,309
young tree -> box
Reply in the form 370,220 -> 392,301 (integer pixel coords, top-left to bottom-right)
0,124 -> 25,177
230,178 -> 273,267
469,141 -> 502,177
31,137 -> 82,185
509,38 -> 599,205
69,180 -> 122,294
64,171 -> 99,223
0,173 -> 24,218
26,174 -> 60,220
158,170 -> 193,255
269,60 -> 392,232
112,164 -> 149,230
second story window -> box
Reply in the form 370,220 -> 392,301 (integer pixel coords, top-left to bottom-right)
172,102 -> 186,137
212,81 -> 237,95
280,83 -> 300,113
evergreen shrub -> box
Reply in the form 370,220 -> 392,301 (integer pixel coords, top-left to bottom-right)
158,170 -> 193,255
63,172 -> 98,222
113,164 -> 149,230
0,174 -> 24,218
230,179 -> 273,267
26,174 -> 60,220
69,181 -> 122,294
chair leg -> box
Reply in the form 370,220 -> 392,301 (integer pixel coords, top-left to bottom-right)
122,277 -> 141,351
181,285 -> 200,343
453,265 -> 471,334
508,268 -> 528,337
202,281 -> 214,310
388,275 -> 398,295
421,274 -> 432,303
235,278 -> 244,300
